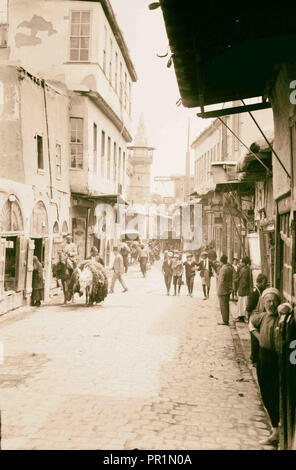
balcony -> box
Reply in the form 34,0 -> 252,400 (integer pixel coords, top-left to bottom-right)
211,162 -> 238,184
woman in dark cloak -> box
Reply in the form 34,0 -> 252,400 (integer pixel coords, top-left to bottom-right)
31,255 -> 44,306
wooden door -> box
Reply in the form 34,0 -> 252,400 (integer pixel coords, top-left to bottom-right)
25,239 -> 35,297
43,238 -> 50,275
16,235 -> 27,292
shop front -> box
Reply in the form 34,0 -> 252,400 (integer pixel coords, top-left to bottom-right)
29,200 -> 50,301
0,196 -> 26,313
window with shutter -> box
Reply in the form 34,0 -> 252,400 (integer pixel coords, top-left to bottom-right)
70,10 -> 91,61
0,238 -> 6,295
16,235 -> 27,292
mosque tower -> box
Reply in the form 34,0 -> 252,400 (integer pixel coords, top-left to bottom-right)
127,114 -> 155,205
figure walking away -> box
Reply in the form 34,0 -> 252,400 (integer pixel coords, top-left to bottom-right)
139,244 -> 149,277
110,246 -> 128,293
120,242 -> 130,273
31,256 -> 44,306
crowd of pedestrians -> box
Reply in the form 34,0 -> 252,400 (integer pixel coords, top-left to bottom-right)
161,248 -> 216,297
108,240 -> 161,293
108,243 -> 293,447
46,235 -> 294,447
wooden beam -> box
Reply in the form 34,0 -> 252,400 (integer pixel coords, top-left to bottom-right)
197,101 -> 271,119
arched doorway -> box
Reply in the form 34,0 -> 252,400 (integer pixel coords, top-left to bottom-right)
62,221 -> 68,236
30,201 -> 49,266
53,221 -> 59,234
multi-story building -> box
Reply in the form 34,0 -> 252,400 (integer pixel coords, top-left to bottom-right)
191,104 -> 273,260
172,175 -> 194,204
0,65 -> 70,313
1,0 -> 137,264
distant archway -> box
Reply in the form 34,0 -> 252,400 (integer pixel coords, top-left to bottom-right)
53,221 -> 59,234
0,198 -> 24,232
62,221 -> 68,236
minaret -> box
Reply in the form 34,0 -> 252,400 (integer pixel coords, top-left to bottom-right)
127,115 -> 155,205
135,113 -> 148,146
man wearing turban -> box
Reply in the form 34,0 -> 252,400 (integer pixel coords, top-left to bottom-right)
249,287 -> 291,446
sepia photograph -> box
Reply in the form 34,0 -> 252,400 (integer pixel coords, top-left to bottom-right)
0,0 -> 296,455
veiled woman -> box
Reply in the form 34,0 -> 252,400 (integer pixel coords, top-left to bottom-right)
31,256 -> 44,307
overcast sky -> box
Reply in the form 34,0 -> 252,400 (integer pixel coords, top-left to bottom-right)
110,0 -> 211,195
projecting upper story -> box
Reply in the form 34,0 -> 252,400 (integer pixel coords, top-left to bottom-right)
0,0 -> 137,135
191,103 -> 273,195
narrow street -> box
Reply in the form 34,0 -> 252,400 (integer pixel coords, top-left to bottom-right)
0,261 -> 273,450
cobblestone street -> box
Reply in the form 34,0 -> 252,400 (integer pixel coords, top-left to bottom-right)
0,262 -> 273,450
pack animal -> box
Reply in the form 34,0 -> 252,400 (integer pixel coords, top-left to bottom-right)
77,266 -> 94,305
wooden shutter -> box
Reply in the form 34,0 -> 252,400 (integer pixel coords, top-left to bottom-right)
25,239 -> 35,296
0,238 -> 6,295
16,235 -> 27,292
43,238 -> 50,275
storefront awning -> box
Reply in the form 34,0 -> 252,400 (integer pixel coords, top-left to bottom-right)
72,193 -> 129,206
159,0 -> 296,110
215,181 -> 254,196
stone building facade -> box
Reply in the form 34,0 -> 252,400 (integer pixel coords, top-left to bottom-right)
0,66 -> 70,314
0,0 -> 137,266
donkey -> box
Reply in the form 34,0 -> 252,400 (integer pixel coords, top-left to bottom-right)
77,266 -> 94,305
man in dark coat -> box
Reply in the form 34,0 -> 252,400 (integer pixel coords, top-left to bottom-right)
184,253 -> 198,296
236,256 -> 253,322
217,254 -> 233,325
162,251 -> 173,295
120,242 -> 130,273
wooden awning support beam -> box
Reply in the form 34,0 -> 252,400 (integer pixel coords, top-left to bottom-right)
197,101 -> 271,119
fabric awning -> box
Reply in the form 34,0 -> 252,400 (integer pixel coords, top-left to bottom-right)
72,193 -> 129,206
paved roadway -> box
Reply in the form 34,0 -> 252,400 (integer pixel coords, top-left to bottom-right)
0,261 -> 273,450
